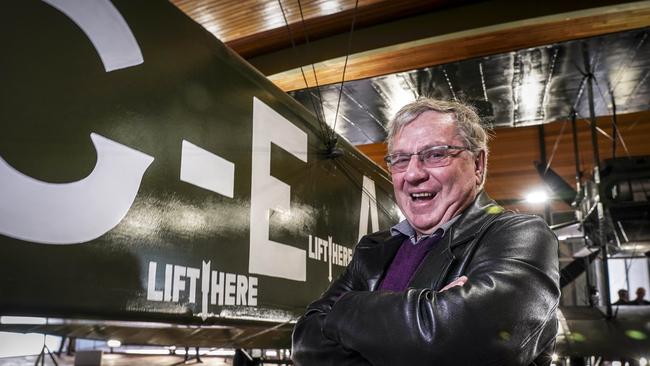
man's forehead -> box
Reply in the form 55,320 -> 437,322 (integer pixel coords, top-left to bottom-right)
391,122 -> 461,151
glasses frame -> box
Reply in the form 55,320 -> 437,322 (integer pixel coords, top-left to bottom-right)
384,144 -> 471,172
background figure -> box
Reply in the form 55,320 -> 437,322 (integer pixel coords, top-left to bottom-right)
632,287 -> 650,305
613,289 -> 629,305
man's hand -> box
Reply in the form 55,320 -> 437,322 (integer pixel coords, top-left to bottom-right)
439,275 -> 468,292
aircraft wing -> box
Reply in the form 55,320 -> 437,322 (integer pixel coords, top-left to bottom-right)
0,0 -> 399,348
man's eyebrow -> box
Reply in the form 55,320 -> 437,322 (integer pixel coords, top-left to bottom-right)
390,143 -> 446,154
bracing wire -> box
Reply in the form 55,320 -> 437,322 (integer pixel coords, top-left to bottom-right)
330,0 -> 360,144
544,118 -> 569,175
574,110 -> 632,158
295,0 -> 328,131
335,156 -> 397,220
572,74 -> 589,111
478,62 -> 488,102
276,0 -> 330,144
612,31 -> 648,93
442,67 -> 458,101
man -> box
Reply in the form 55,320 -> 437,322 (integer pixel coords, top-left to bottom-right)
292,98 -> 560,366
632,287 -> 650,305
613,289 -> 629,305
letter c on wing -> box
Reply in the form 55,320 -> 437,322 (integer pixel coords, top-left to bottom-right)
0,133 -> 154,244
0,1 -> 151,244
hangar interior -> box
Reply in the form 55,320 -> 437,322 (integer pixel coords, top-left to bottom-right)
1,0 -> 650,365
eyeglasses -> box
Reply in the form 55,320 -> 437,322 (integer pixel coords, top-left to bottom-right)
384,145 -> 471,172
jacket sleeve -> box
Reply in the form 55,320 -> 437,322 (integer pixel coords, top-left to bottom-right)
291,239 -> 373,366
321,215 -> 560,366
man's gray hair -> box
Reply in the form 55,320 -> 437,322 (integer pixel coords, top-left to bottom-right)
386,98 -> 491,188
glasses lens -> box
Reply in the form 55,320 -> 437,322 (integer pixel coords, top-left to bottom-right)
387,154 -> 410,172
421,147 -> 449,167
387,146 -> 466,172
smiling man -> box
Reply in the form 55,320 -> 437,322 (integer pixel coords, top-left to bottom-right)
292,98 -> 560,366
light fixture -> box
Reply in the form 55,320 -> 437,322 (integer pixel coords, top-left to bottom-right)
551,353 -> 559,362
265,350 -> 278,357
107,339 -> 121,348
525,190 -> 548,204
640,357 -> 648,366
0,316 -> 47,325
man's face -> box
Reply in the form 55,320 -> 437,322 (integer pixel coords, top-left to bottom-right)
619,290 -> 629,300
637,288 -> 646,299
390,111 -> 483,235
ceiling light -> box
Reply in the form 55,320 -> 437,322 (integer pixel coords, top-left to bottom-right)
551,353 -> 559,362
525,190 -> 548,203
107,339 -> 121,348
639,357 -> 648,366
265,350 -> 277,357
0,317 -> 47,325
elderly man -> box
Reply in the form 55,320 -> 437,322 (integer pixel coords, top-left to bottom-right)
292,98 -> 560,366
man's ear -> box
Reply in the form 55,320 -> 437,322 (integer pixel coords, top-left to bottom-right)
475,150 -> 486,185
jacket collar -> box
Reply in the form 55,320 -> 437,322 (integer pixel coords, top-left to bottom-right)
363,191 -> 503,248
360,191 -> 504,290
390,215 -> 459,244
446,190 -> 504,249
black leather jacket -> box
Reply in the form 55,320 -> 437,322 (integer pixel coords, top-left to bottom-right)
292,192 -> 560,366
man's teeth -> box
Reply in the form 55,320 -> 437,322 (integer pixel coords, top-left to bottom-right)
411,192 -> 433,199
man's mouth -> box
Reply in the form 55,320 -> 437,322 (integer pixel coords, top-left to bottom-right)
410,192 -> 436,201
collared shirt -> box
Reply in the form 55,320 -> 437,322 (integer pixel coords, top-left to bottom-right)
390,215 -> 460,244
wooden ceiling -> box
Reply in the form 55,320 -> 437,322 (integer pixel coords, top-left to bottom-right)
171,0 -> 462,58
171,0 -> 650,90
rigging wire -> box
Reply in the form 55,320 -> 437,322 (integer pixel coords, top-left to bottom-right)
592,76 -> 613,115
611,31 -> 648,94
571,74 -> 589,112
573,109 -> 632,158
442,67 -> 458,101
318,95 -> 377,143
295,0 -> 328,130
335,156 -> 397,220
572,61 -> 635,159
592,78 -> 622,159
337,153 -> 396,199
342,87 -> 387,130
621,68 -> 650,110
478,61 -> 488,102
544,118 -> 569,175
330,0 -> 360,145
276,0 -> 330,145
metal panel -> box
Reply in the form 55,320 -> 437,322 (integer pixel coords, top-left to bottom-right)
291,28 -> 650,145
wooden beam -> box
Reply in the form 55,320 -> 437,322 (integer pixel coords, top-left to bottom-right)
269,2 -> 650,91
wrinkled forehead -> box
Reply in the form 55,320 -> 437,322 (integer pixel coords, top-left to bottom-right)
390,113 -> 462,152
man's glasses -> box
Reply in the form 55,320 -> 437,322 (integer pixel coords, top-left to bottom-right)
384,145 -> 471,172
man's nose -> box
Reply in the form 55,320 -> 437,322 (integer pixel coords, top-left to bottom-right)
404,155 -> 427,182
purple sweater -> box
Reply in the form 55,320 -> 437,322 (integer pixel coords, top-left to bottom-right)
377,230 -> 443,291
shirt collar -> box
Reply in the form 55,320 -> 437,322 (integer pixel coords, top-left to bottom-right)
390,214 -> 460,245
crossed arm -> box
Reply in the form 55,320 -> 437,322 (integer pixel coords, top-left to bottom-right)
292,216 -> 559,366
